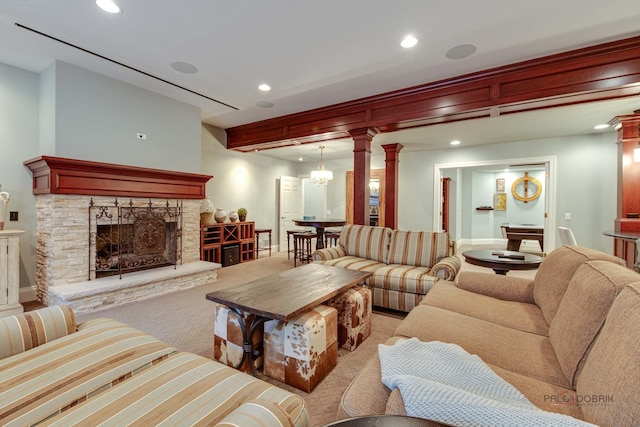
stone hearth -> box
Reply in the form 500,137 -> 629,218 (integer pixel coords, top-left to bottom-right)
24,156 -> 217,313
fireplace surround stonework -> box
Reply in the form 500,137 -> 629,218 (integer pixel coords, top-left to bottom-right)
24,156 -> 217,313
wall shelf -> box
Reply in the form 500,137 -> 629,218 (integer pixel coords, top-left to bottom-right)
476,207 -> 494,211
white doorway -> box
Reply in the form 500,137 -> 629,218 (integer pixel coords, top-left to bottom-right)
278,176 -> 302,252
433,156 -> 557,252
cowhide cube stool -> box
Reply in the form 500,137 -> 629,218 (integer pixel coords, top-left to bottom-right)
213,303 -> 263,373
263,305 -> 338,393
326,285 -> 372,351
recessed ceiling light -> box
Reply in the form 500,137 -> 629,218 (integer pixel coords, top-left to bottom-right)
450,140 -> 461,146
170,61 -> 198,74
258,83 -> 271,91
401,35 -> 418,48
594,123 -> 610,130
445,44 -> 477,60
96,0 -> 122,14
298,157 -> 303,162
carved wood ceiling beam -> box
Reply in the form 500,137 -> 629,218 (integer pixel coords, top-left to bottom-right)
227,35 -> 640,151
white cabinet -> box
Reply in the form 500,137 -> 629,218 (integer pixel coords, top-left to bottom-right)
0,229 -> 24,317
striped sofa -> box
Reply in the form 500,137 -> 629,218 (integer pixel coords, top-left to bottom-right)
313,224 -> 460,312
0,305 -> 309,427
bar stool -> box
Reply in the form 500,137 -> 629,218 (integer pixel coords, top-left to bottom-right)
286,230 -> 297,259
293,231 -> 316,267
324,231 -> 341,248
255,228 -> 272,258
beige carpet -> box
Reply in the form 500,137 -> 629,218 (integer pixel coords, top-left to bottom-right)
76,251 -> 403,427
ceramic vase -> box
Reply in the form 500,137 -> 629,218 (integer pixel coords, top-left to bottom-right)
0,186 -> 9,231
200,198 -> 215,224
214,208 -> 227,223
228,211 -> 239,223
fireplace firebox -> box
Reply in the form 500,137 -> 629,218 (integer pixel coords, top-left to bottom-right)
90,199 -> 182,279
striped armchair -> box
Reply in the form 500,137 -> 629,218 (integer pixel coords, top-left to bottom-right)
314,225 -> 460,312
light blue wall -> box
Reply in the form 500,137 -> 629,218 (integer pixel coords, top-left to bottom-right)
201,125 -> 298,232
52,61 -> 201,173
0,62 -> 40,289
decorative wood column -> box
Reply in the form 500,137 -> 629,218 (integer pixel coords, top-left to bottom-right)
609,111 -> 640,267
349,128 -> 377,225
381,143 -> 403,229
611,112 -> 640,231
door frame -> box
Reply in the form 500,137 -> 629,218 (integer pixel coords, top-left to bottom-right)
433,156 -> 557,252
346,169 -> 385,226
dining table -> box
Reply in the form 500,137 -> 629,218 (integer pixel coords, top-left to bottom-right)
293,218 -> 347,249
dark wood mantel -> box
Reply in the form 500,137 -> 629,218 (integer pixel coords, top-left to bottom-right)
24,156 -> 212,199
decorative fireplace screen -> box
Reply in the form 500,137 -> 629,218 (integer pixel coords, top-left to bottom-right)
89,199 -> 182,279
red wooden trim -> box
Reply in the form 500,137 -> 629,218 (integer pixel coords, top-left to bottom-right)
23,156 -> 212,199
227,35 -> 640,150
351,129 -> 376,225
381,144 -> 403,230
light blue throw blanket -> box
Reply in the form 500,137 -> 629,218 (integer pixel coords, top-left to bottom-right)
378,338 -> 595,427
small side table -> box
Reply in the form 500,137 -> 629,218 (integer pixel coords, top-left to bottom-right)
255,228 -> 272,258
462,249 -> 542,275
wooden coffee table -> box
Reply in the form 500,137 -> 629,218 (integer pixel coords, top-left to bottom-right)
462,249 -> 542,275
206,263 -> 372,375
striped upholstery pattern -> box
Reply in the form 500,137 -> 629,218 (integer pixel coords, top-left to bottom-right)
430,255 -> 462,280
216,399 -> 299,426
0,305 -> 76,359
313,244 -> 346,261
387,230 -> 450,267
0,318 -> 176,426
339,224 -> 392,263
367,286 -> 425,312
316,255 -> 385,279
368,264 -> 439,294
42,352 -> 309,426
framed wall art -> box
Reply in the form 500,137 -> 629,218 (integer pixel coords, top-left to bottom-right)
494,193 -> 507,211
496,178 -> 505,192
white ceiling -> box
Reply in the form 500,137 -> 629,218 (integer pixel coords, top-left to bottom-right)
1,0 -> 640,161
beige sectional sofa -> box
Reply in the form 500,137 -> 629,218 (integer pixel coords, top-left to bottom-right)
338,245 -> 640,426
313,224 -> 461,312
0,305 -> 308,426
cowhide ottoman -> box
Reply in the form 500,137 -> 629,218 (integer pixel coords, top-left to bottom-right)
326,285 -> 372,351
213,303 -> 263,373
263,305 -> 338,393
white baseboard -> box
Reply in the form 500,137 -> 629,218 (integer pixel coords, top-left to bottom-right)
19,286 -> 37,303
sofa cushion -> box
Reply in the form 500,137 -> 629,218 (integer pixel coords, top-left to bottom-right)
0,318 -> 176,425
533,246 -> 624,325
42,351 -> 309,426
387,230 -> 450,268
550,261 -> 639,388
315,255 -> 385,275
423,281 -> 549,336
394,305 -> 571,389
0,305 -> 76,359
370,264 -> 439,293
576,283 -> 640,427
340,224 -> 391,263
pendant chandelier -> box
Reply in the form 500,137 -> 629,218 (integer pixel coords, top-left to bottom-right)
310,146 -> 333,187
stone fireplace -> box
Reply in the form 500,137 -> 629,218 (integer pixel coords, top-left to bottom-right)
24,156 -> 218,313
